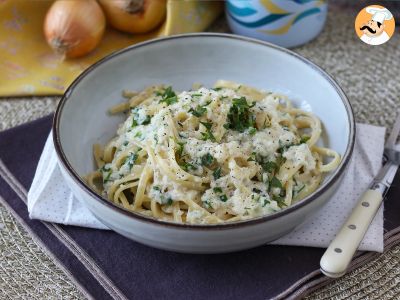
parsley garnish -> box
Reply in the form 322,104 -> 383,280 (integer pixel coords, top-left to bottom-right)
153,186 -> 160,191
300,135 -> 310,144
225,97 -> 256,132
201,153 -> 215,167
293,184 -> 305,198
277,141 -> 294,154
262,198 -> 270,207
297,185 -> 305,194
248,127 -> 257,135
213,167 -> 222,180
160,194 -> 173,205
250,153 -> 279,173
101,166 -> 112,183
189,105 -> 207,117
213,187 -> 223,193
200,121 -> 212,130
262,161 -> 278,173
219,195 -> 228,202
278,135 -> 310,153
100,165 -> 110,172
247,152 -> 257,162
203,199 -> 213,209
103,171 -> 112,183
252,188 -> 262,194
125,152 -> 138,170
176,141 -> 185,158
191,93 -> 203,97
200,121 -> 216,142
180,162 -> 197,172
273,195 -> 287,208
270,176 -> 283,189
131,108 -> 151,127
158,86 -> 178,106
212,87 -> 222,91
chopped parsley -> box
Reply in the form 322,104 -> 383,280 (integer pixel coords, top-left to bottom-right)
300,135 -> 310,144
125,152 -> 138,170
248,127 -> 257,135
213,167 -> 222,180
160,194 -> 173,205
179,162 -> 197,172
100,165 -> 110,172
250,153 -> 279,174
278,135 -> 311,153
203,199 -> 213,209
252,188 -> 262,193
153,186 -> 161,191
103,172 -> 112,183
262,161 -> 278,173
297,184 -> 305,194
213,187 -> 223,193
212,87 -> 222,91
158,86 -> 178,106
176,141 -> 185,158
219,195 -> 228,202
101,166 -> 112,183
277,141 -> 294,154
200,121 -> 212,130
270,176 -> 283,189
201,153 -> 215,167
224,97 -> 256,132
273,195 -> 287,208
189,105 -> 207,117
247,152 -> 257,162
191,93 -> 203,97
200,121 -> 216,142
293,184 -> 305,197
134,131 -> 142,138
262,198 -> 270,207
131,107 -> 151,127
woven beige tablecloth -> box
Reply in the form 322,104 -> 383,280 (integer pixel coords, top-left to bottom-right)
1,3 -> 400,299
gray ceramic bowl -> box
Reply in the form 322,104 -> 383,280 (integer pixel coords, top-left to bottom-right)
53,33 -> 355,253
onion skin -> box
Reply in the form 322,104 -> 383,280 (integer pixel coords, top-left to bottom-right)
44,0 -> 106,58
99,0 -> 166,34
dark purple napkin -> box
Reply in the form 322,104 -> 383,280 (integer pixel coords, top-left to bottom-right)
0,115 -> 399,300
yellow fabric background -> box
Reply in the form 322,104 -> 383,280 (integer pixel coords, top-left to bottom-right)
0,0 -> 222,96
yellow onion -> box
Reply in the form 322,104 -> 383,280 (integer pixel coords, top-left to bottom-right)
99,0 -> 166,34
44,0 -> 106,59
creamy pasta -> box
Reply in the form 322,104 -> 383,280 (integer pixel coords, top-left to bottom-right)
86,80 -> 340,224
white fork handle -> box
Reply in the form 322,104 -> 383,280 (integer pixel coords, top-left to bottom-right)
320,189 -> 383,278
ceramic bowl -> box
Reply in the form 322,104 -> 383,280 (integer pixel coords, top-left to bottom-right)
53,33 -> 355,253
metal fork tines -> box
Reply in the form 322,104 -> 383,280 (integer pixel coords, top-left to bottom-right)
384,113 -> 400,165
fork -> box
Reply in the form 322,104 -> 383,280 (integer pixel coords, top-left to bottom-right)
320,114 -> 400,278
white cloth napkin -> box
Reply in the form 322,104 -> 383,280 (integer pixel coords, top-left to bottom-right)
28,123 -> 386,251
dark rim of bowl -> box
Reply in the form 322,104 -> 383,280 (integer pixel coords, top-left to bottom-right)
53,33 -> 355,230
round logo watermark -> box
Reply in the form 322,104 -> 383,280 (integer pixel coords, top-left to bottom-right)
354,4 -> 395,46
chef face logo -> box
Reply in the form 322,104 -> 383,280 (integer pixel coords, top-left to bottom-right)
355,5 -> 395,45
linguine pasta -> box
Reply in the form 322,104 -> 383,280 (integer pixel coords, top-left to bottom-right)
86,80 -> 340,224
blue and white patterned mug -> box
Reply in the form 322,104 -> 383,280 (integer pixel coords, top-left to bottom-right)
226,0 -> 328,48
